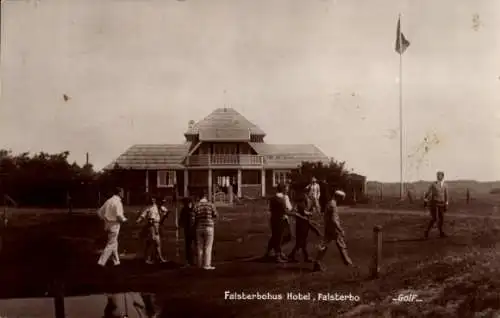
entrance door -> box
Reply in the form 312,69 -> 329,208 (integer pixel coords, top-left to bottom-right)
213,170 -> 237,203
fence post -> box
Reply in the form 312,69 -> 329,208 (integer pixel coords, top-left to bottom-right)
53,280 -> 65,318
371,225 -> 382,279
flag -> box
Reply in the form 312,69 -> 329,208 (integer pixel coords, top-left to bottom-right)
395,17 -> 410,54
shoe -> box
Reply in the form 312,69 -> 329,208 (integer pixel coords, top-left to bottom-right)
440,233 -> 447,238
275,257 -> 287,263
312,261 -> 324,272
203,266 -> 216,270
145,260 -> 154,265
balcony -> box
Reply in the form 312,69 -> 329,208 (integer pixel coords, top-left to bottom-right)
186,154 -> 264,166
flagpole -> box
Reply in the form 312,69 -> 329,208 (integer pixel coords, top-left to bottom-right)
398,14 -> 404,200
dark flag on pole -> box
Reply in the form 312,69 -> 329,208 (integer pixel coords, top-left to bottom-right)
395,17 -> 410,54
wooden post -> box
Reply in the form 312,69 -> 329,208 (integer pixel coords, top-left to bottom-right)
208,169 -> 212,201
175,204 -> 179,259
261,169 -> 266,197
53,281 -> 65,318
0,206 -> 6,255
67,192 -> 73,214
183,169 -> 189,197
371,225 -> 382,279
237,169 -> 242,198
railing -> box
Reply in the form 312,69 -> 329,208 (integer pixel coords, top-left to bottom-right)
187,154 -> 264,166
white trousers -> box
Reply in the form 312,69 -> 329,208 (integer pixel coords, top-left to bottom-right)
98,223 -> 121,266
196,227 -> 214,268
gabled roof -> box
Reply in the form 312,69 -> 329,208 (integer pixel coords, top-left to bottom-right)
105,143 -> 191,170
185,108 -> 266,136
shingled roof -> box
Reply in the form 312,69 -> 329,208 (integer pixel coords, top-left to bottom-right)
185,108 -> 266,137
250,143 -> 330,168
105,143 -> 191,170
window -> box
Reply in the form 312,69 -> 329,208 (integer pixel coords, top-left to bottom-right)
273,170 -> 291,187
157,170 -> 176,188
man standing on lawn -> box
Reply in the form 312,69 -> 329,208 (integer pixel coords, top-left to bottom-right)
191,191 -> 218,270
306,177 -> 321,214
136,196 -> 168,264
180,196 -> 196,267
424,171 -> 449,238
288,189 -> 314,263
97,187 -> 128,267
319,179 -> 329,214
264,183 -> 293,263
313,189 -> 353,272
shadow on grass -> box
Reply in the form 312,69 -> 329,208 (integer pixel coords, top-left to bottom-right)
383,238 -> 427,244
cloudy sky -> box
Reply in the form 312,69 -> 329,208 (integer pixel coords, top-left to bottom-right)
1,0 -> 499,182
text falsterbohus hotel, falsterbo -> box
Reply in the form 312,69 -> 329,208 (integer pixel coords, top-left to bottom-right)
224,291 -> 361,302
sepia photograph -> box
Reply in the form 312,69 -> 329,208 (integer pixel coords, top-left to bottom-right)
0,0 -> 499,317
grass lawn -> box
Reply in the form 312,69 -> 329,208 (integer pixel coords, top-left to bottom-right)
0,201 -> 500,317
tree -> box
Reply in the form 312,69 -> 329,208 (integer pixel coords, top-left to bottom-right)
290,159 -> 361,203
0,149 -> 100,207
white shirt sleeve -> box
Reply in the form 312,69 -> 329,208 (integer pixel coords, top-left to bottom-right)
97,204 -> 105,219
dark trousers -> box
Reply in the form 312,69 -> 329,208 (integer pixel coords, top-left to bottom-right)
266,219 -> 284,256
183,226 -> 195,265
289,225 -> 310,260
426,204 -> 446,236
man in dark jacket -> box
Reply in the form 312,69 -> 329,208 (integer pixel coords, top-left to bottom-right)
288,191 -> 314,262
318,179 -> 329,214
179,197 -> 196,266
424,171 -> 449,238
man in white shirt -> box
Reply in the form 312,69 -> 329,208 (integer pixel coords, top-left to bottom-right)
97,187 -> 128,267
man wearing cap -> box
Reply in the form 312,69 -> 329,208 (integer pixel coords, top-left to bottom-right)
306,177 -> 321,215
424,171 -> 449,238
97,187 -> 128,267
313,188 -> 353,272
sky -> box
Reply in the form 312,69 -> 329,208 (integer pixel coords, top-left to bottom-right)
1,0 -> 499,182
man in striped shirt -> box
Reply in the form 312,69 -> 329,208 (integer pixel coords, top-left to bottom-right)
191,191 -> 218,270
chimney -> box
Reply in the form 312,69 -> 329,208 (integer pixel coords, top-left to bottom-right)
85,152 -> 89,165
